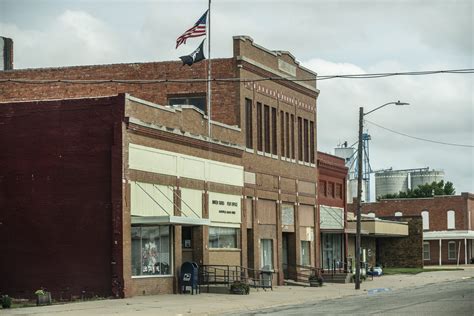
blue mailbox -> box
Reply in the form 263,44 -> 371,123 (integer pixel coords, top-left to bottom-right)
180,261 -> 199,294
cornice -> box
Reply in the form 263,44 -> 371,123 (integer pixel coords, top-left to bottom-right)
127,121 -> 243,158
238,59 -> 319,99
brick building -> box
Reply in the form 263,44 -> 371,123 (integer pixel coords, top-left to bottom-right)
0,36 -> 321,298
317,152 -> 347,270
348,193 -> 474,265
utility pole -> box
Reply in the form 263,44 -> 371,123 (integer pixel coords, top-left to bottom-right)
355,106 -> 363,290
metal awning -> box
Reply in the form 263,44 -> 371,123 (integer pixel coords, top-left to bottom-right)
131,215 -> 210,226
424,230 -> 474,240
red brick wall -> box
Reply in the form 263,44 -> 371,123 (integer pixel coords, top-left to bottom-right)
0,59 -> 239,126
0,96 -> 123,298
424,239 -> 467,265
317,152 -> 347,209
348,194 -> 472,231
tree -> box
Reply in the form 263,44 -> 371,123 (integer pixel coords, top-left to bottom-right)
378,180 -> 456,200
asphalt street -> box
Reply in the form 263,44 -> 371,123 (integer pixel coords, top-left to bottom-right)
232,278 -> 474,316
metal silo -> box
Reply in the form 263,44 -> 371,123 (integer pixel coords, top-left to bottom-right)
410,170 -> 445,189
375,170 -> 409,198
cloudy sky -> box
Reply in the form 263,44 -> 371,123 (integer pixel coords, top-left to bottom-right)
1,0 -> 473,196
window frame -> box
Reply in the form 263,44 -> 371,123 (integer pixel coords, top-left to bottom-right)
447,210 -> 455,230
423,242 -> 430,261
260,239 -> 274,270
168,95 -> 206,113
131,225 -> 173,278
264,105 -> 270,154
257,102 -> 263,152
271,107 -> 277,155
245,98 -> 253,149
209,226 -> 240,249
448,241 -> 457,260
421,210 -> 430,230
301,240 -> 311,266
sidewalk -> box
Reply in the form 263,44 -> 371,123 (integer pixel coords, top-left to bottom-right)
3,267 -> 473,316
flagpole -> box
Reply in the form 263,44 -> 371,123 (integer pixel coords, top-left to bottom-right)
207,0 -> 212,139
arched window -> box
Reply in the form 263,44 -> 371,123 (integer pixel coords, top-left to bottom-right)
368,212 -> 376,218
421,210 -> 429,230
395,211 -> 403,217
447,210 -> 455,229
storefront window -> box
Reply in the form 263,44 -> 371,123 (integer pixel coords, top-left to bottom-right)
321,233 -> 342,270
131,226 -> 171,276
209,227 -> 238,249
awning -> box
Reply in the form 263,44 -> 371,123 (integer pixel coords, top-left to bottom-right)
132,215 -> 210,226
424,230 -> 474,240
347,219 -> 408,237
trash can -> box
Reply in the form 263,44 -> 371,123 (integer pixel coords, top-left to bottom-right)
260,265 -> 273,290
180,261 -> 199,294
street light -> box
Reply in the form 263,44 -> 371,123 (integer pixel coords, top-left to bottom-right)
355,101 -> 409,290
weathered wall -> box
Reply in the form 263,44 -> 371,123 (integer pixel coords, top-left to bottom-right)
0,59 -> 239,126
376,216 -> 423,268
0,96 -> 124,298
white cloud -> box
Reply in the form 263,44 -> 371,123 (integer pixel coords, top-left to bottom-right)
1,10 -> 123,68
303,58 -> 473,194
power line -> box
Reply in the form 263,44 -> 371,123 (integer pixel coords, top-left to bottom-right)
365,119 -> 474,148
0,68 -> 472,85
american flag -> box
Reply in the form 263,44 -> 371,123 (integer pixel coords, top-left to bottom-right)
176,10 -> 208,49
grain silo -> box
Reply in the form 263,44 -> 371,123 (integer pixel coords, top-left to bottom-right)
410,169 -> 444,189
375,170 -> 409,198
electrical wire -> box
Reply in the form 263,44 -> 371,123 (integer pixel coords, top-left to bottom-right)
0,68 -> 472,85
365,119 -> 474,148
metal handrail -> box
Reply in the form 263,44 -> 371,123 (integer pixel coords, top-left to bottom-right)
199,265 -> 274,290
283,263 -> 322,283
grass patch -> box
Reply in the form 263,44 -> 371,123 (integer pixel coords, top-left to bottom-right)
383,267 -> 464,275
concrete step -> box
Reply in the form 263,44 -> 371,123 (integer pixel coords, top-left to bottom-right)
284,279 -> 309,287
321,273 -> 352,284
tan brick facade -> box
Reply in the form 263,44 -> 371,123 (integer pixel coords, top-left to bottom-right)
0,36 -> 324,297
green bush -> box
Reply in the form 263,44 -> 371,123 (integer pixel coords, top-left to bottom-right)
230,281 -> 250,295
1,295 -> 12,309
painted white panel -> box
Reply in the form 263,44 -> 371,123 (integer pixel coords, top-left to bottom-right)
319,206 -> 344,230
129,144 -> 243,187
129,144 -> 177,176
209,192 -> 241,224
131,181 -> 174,216
208,161 -> 244,186
244,171 -> 256,184
181,188 -> 202,218
181,157 -> 205,180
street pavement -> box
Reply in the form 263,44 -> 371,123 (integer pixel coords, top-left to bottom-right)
232,277 -> 474,315
3,266 -> 473,316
